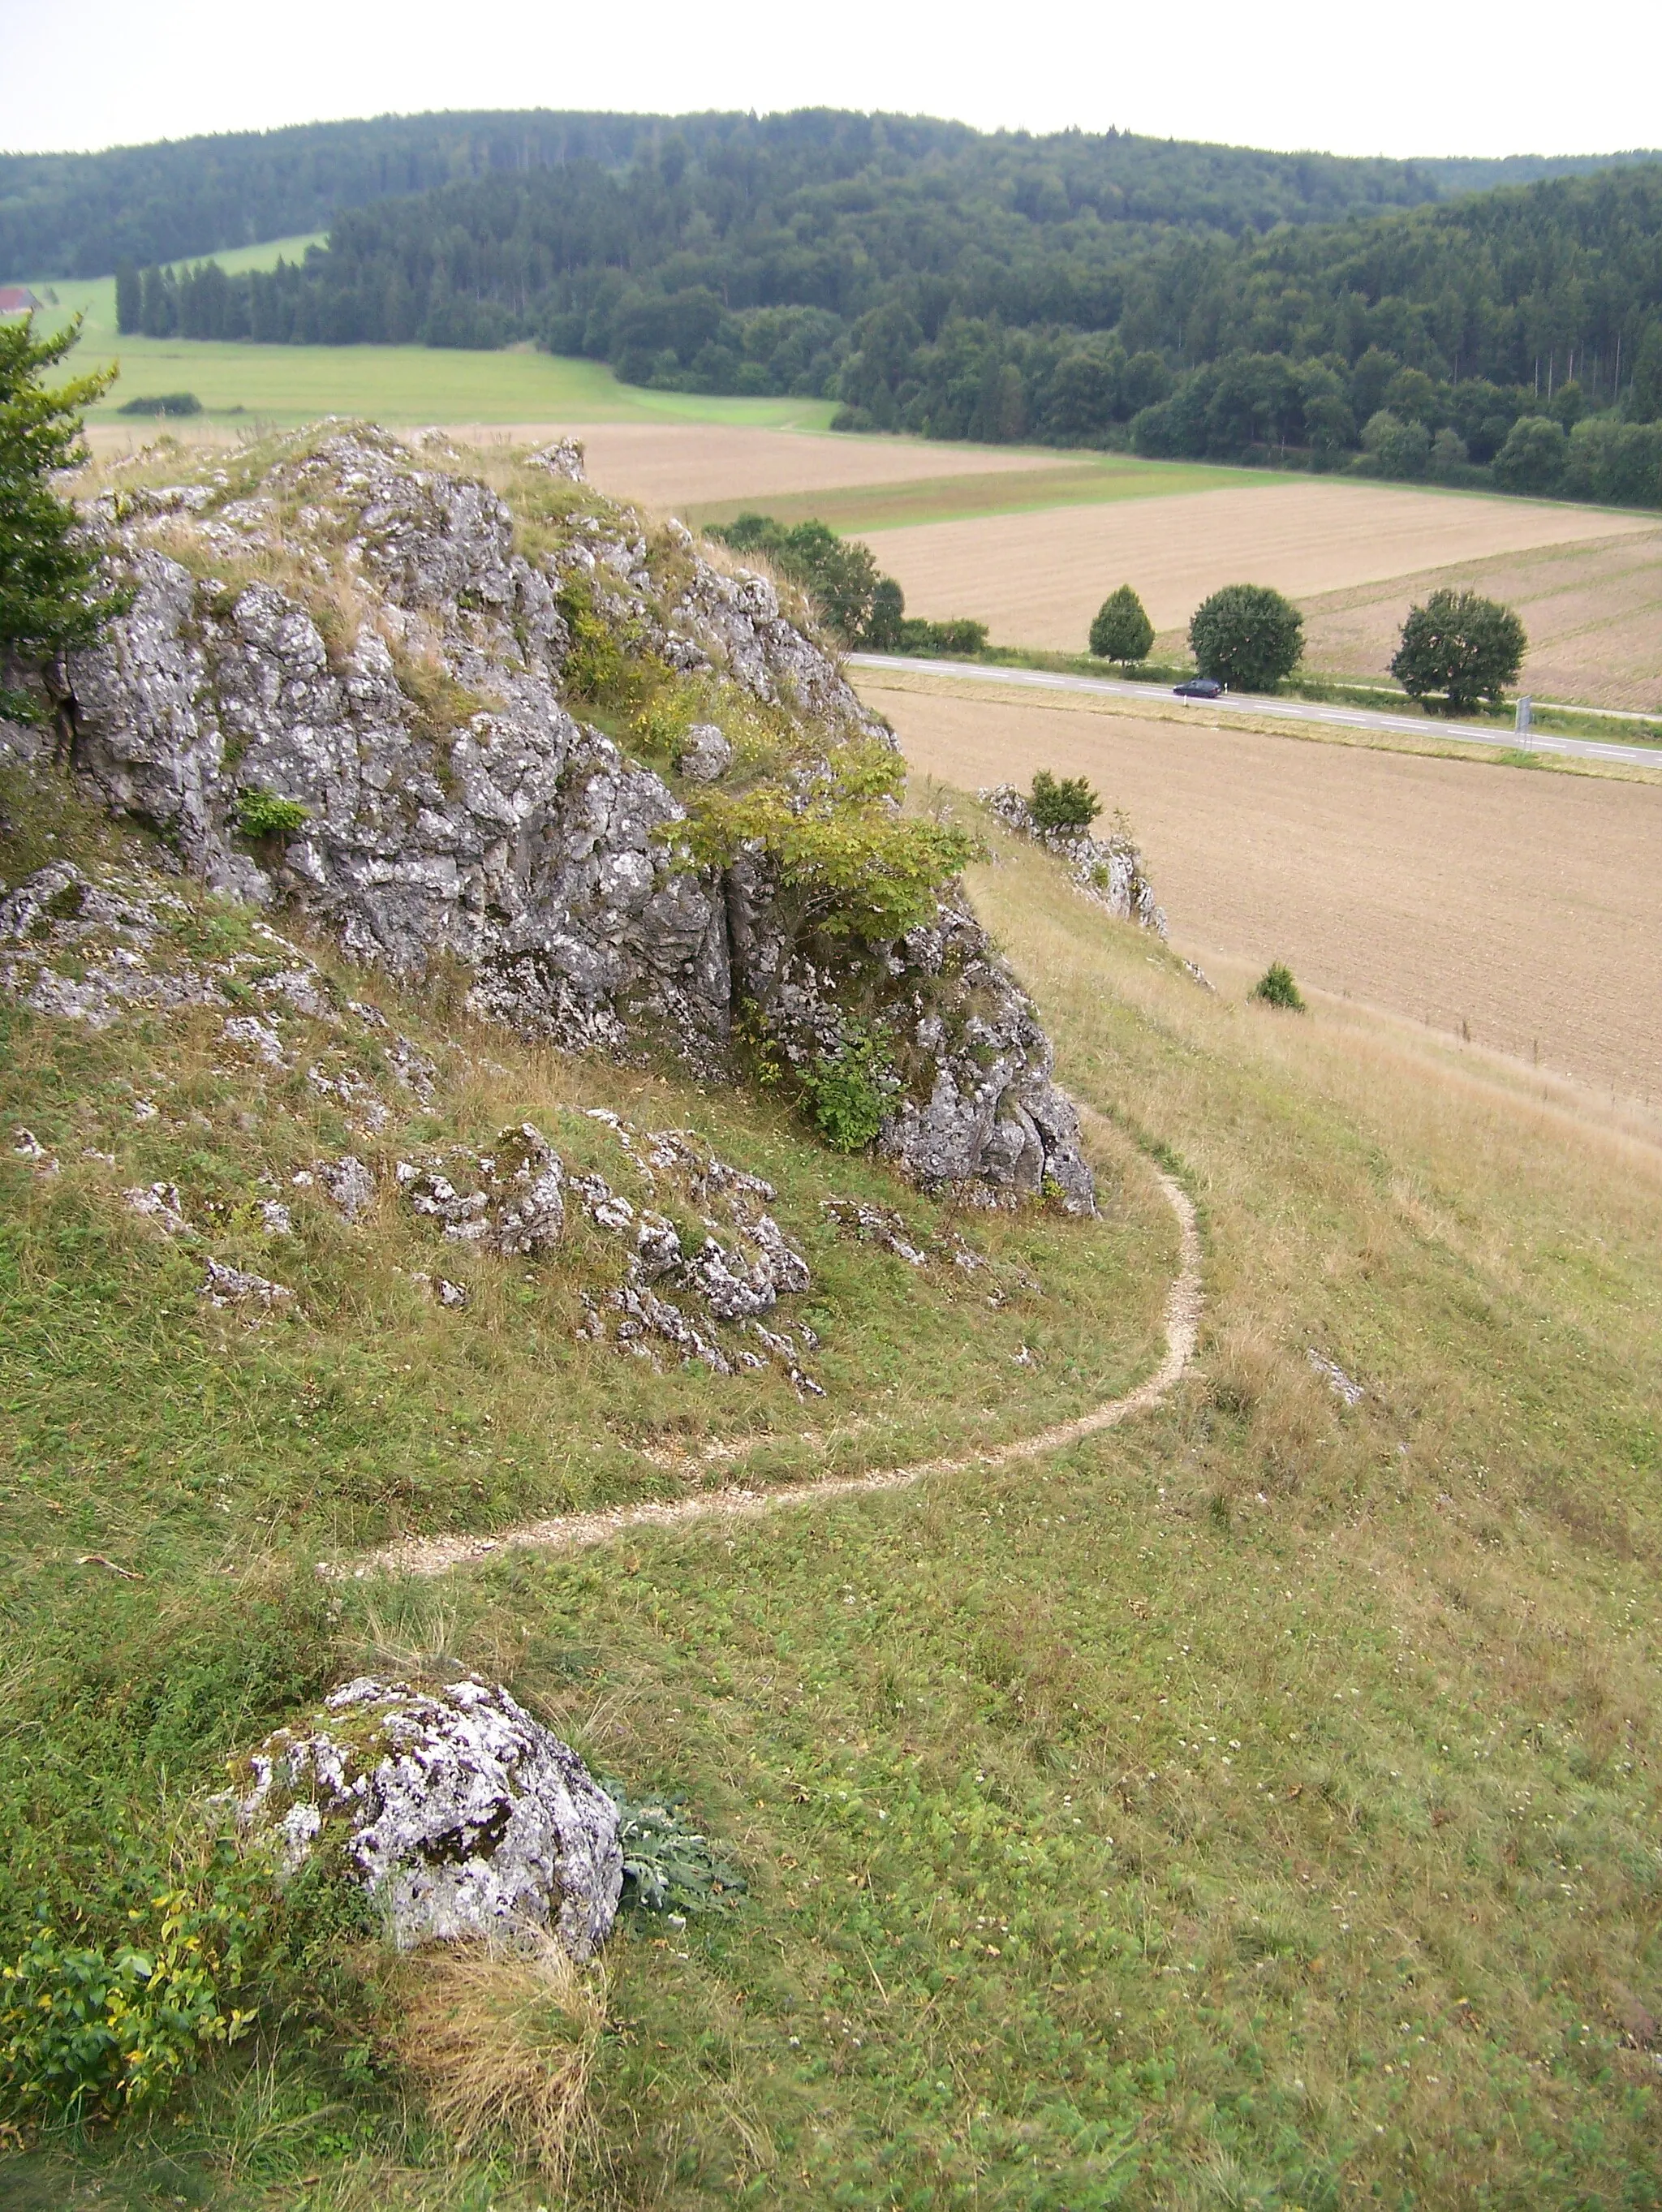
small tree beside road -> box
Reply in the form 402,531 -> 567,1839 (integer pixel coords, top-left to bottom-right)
1088,583 -> 1154,666
1188,583 -> 1303,692
1389,589 -> 1526,715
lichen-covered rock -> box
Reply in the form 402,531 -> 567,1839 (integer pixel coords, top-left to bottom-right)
54,427 -> 1101,1209
230,1675 -> 622,1960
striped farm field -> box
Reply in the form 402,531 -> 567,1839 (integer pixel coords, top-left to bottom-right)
858,478 -> 1658,666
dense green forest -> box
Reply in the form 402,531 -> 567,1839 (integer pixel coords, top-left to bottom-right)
20,108 -> 1662,503
9,110 -> 1656,286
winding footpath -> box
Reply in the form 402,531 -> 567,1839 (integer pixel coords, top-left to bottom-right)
342,1167 -> 1202,1582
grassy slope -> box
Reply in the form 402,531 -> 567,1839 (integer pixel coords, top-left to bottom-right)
3,769 -> 1661,2208
31,244 -> 835,432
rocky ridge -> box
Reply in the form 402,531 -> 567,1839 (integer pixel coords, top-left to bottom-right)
20,424 -> 1113,1209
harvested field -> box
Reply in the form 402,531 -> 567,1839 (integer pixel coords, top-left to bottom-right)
865,479 -> 1655,658
860,666 -> 1662,1105
1294,526 -> 1662,713
449,423 -> 1053,510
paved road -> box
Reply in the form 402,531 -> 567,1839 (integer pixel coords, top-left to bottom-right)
847,654 -> 1662,770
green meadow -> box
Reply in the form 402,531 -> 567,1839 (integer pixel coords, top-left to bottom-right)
29,238 -> 837,431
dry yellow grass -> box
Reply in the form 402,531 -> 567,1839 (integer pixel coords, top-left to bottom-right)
394,1934 -> 609,2184
862,666 -> 1662,1107
863,478 -> 1655,655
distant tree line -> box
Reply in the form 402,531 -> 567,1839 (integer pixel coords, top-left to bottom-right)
97,120 -> 1662,509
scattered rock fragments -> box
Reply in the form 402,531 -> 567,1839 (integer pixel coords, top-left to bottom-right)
318,1153 -> 376,1221
199,1255 -> 294,1315
12,1126 -> 57,1173
394,1114 -> 821,1388
1307,1348 -> 1365,1406
397,1123 -> 566,1255
230,1675 -> 622,1960
124,1181 -> 192,1236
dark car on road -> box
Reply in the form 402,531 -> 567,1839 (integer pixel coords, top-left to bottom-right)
1173,677 -> 1224,699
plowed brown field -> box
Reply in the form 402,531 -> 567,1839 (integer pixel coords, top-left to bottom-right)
858,666 -> 1662,1105
864,479 -> 1656,660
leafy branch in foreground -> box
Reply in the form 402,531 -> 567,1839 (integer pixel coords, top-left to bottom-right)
1,315 -> 128,720
677,745 -> 984,945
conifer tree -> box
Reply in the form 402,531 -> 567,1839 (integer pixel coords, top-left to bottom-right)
1,316 -> 126,719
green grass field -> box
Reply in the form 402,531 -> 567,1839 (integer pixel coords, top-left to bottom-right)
687,456 -> 1269,536
4,733 -> 1662,2207
31,239 -> 837,431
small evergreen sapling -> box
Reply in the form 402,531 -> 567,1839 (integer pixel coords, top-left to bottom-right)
1,314 -> 126,720
1028,769 -> 1102,834
1088,583 -> 1154,666
1251,962 -> 1305,1010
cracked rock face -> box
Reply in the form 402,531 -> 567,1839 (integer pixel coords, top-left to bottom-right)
56,426 -> 1098,1209
231,1675 -> 623,1960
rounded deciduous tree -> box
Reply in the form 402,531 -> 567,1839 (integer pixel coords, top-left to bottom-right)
1389,589 -> 1526,715
1188,583 -> 1303,692
1492,415 -> 1567,493
1088,583 -> 1154,665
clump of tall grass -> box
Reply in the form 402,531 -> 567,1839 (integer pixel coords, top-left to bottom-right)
393,1932 -> 608,2184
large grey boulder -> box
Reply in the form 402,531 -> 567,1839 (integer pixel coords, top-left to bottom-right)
230,1676 -> 623,1960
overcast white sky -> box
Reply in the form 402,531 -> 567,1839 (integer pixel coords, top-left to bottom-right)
4,0 -> 1659,162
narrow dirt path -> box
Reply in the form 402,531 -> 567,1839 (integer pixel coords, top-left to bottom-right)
342,1165 -> 1201,1582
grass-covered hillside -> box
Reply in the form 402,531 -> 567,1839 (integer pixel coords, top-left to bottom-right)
3,748 -> 1662,2206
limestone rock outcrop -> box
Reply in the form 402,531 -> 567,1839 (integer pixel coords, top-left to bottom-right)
46,425 -> 1100,1209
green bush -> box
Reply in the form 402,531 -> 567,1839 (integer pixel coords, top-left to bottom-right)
235,788 -> 309,841
1087,583 -> 1154,665
116,393 -> 202,418
0,1839 -> 265,2124
680,746 -> 981,946
1251,962 -> 1306,1011
1029,768 -> 1102,834
1493,414 -> 1568,493
799,1026 -> 898,1153
894,617 -> 988,656
1189,583 -> 1304,692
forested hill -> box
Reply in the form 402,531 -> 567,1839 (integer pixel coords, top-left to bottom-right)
6,107 -> 1656,283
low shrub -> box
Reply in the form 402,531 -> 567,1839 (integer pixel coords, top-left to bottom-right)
1029,769 -> 1101,834
116,393 -> 202,418
1251,962 -> 1306,1011
0,1838 -> 265,2124
799,1025 -> 899,1153
608,1785 -> 747,1914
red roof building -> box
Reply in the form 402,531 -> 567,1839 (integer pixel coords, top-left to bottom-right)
0,286 -> 42,316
